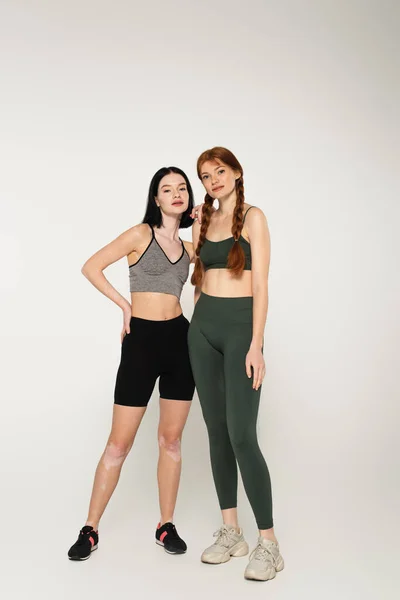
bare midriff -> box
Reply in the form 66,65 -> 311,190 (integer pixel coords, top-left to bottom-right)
130,292 -> 183,320
201,269 -> 253,298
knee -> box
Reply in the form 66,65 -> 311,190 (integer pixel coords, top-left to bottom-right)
103,441 -> 130,469
206,418 -> 229,441
158,432 -> 182,462
229,427 -> 256,454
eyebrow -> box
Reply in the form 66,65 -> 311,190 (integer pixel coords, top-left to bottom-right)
161,182 -> 187,188
200,164 -> 223,176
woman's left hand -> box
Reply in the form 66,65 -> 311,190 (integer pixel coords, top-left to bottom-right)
245,344 -> 265,391
190,203 -> 216,224
190,203 -> 203,222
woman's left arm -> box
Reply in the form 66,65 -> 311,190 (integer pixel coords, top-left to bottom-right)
244,208 -> 271,390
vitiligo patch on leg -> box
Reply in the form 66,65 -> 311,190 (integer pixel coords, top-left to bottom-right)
159,436 -> 181,463
103,442 -> 126,470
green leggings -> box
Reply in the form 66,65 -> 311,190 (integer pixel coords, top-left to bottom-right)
188,292 -> 273,530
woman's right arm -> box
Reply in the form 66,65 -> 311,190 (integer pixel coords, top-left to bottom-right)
81,224 -> 148,335
192,220 -> 202,305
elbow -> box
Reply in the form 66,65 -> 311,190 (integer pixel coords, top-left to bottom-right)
252,281 -> 268,298
81,262 -> 89,278
81,259 -> 103,282
81,260 -> 97,279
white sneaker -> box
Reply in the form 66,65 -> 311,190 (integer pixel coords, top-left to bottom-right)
201,525 -> 249,564
244,536 -> 284,581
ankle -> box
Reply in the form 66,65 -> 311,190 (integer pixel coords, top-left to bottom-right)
85,521 -> 98,532
224,522 -> 240,533
259,532 -> 278,544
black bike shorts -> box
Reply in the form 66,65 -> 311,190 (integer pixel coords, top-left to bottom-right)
114,314 -> 195,407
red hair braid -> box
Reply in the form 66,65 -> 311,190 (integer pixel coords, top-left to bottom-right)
191,193 -> 214,286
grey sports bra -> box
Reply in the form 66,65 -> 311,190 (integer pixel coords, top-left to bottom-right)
129,225 -> 190,299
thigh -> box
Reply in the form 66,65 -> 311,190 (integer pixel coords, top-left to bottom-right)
224,328 -> 262,441
108,404 -> 147,447
159,316 -> 195,401
158,398 -> 191,437
114,326 -> 159,407
187,318 -> 226,427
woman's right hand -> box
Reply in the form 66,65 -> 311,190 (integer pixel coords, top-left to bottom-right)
121,304 -> 132,342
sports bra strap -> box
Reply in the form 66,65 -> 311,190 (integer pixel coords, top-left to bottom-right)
242,206 -> 254,224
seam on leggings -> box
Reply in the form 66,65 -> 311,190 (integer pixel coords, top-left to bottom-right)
191,317 -> 222,355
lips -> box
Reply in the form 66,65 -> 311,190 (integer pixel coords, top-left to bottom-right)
212,186 -> 223,193
172,201 -> 184,206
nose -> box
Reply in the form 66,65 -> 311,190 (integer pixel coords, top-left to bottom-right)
173,188 -> 180,198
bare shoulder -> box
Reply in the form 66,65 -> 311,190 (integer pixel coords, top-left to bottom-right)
245,206 -> 267,224
182,240 -> 195,262
129,222 -> 152,242
243,206 -> 269,243
120,222 -> 151,248
118,223 -> 152,262
82,222 -> 152,271
182,240 -> 193,252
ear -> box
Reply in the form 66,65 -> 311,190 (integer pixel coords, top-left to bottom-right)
154,196 -> 160,207
234,170 -> 242,181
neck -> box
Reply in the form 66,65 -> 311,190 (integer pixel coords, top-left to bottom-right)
217,188 -> 237,216
157,214 -> 181,240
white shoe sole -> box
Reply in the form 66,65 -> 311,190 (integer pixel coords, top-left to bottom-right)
201,540 -> 249,564
68,544 -> 98,561
244,557 -> 284,581
155,539 -> 186,554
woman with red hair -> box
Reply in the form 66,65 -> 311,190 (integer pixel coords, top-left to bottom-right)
188,147 -> 284,581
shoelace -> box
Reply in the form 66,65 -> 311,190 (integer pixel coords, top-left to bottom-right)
249,542 -> 275,564
213,525 -> 233,548
76,528 -> 92,546
164,523 -> 179,539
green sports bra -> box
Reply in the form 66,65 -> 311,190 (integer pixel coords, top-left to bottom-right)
200,207 -> 254,271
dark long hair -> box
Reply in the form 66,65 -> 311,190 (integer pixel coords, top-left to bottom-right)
142,167 -> 194,229
191,147 -> 245,286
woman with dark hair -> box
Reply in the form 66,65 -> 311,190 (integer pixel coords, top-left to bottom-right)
68,167 -> 195,560
188,147 -> 284,581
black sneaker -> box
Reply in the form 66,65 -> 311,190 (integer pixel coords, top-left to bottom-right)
155,522 -> 187,554
68,525 -> 99,561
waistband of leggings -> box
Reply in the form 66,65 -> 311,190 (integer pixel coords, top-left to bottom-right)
193,292 -> 253,323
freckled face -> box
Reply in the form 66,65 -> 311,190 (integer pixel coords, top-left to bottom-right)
199,160 -> 239,199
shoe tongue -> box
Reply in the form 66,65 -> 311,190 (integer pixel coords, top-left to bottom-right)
259,536 -> 275,547
81,525 -> 93,534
